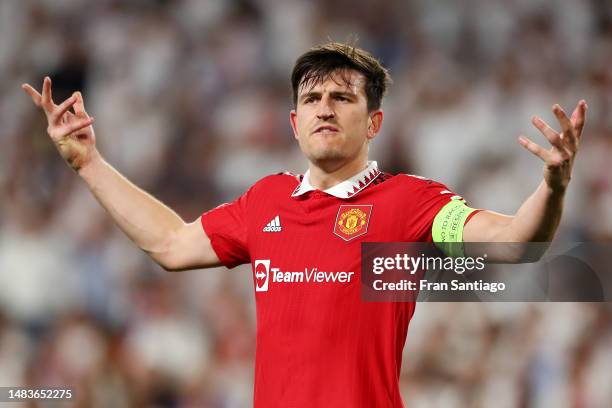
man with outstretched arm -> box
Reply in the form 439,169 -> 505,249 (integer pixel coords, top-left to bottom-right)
23,42 -> 586,408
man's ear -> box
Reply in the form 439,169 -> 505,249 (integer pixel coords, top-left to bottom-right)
367,110 -> 384,140
290,109 -> 299,140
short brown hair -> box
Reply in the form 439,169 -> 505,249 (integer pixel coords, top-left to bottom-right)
291,42 -> 392,112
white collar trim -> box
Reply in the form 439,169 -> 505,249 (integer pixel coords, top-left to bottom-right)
291,161 -> 380,199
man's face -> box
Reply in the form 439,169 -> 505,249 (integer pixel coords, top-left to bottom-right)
290,70 -> 382,169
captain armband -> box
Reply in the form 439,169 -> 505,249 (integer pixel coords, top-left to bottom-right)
432,199 -> 479,258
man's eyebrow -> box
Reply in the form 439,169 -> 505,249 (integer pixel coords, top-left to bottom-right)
299,90 -> 357,101
300,91 -> 321,101
330,91 -> 357,98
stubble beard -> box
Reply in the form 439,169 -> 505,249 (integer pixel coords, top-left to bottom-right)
301,136 -> 347,167
301,136 -> 366,173
307,145 -> 345,163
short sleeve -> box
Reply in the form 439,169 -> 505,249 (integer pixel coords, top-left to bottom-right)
403,176 -> 480,244
201,191 -> 251,268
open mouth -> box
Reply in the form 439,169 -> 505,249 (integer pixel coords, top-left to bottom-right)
314,125 -> 339,134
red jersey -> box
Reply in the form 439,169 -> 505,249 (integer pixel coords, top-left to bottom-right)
201,162 -> 460,407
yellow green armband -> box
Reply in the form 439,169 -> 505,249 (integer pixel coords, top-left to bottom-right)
432,199 -> 479,257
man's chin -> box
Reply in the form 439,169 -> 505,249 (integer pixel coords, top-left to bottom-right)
306,149 -> 346,165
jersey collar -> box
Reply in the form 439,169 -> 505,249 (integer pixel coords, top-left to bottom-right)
291,161 -> 380,199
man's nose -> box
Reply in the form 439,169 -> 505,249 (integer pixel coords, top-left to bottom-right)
316,97 -> 335,120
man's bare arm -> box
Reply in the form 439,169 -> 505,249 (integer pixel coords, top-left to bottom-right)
463,101 -> 587,261
464,182 -> 564,243
22,77 -> 221,271
78,158 -> 221,270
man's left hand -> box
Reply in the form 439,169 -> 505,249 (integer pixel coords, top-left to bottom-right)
518,100 -> 587,194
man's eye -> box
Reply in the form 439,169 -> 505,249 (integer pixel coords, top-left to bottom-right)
303,97 -> 316,103
336,96 -> 348,102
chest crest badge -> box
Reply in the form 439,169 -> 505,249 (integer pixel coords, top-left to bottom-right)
333,205 -> 373,241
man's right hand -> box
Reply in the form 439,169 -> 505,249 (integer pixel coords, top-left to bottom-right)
22,77 -> 98,172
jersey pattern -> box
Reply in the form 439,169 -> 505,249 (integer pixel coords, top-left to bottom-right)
201,166 -> 459,408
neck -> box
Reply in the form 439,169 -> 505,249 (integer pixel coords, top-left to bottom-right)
308,155 -> 369,191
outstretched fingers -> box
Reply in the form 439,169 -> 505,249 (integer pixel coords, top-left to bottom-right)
552,104 -> 577,151
73,92 -> 88,116
22,78 -> 94,145
58,116 -> 95,137
51,94 -> 78,125
518,135 -> 550,162
531,116 -> 566,153
21,84 -> 43,107
553,104 -> 572,135
570,100 -> 587,140
41,76 -> 55,111
22,77 -> 65,121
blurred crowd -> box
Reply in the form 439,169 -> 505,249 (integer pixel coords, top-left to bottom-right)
1,0 -> 612,406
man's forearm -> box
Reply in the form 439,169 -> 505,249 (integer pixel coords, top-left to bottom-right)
500,180 -> 564,242
78,152 -> 185,259
464,181 -> 565,262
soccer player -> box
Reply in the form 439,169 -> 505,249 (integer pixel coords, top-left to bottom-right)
22,43 -> 586,407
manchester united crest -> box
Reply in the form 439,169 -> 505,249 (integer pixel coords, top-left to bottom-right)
334,205 -> 373,241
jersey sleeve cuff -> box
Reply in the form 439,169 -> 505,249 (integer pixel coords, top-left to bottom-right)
200,215 -> 246,269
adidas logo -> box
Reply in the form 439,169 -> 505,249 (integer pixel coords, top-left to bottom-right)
263,215 -> 282,232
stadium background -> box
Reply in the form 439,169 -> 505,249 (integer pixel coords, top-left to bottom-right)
1,0 -> 612,406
